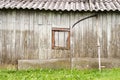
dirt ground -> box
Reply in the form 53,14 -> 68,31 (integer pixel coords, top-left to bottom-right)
0,64 -> 17,69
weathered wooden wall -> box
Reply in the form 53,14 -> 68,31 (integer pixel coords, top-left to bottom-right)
73,12 -> 120,58
0,9 -> 119,64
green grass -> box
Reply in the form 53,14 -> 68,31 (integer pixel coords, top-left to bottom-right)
0,68 -> 120,80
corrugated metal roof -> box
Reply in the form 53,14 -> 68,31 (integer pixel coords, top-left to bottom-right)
0,0 -> 120,11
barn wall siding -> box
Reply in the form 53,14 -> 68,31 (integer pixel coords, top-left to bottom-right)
0,10 -> 119,64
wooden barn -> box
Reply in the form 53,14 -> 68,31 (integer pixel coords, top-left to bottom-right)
0,0 -> 120,69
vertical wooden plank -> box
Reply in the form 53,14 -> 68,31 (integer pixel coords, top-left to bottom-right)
106,13 -> 111,58
114,12 -> 119,58
112,13 -> 116,58
34,11 -> 39,59
84,13 -> 89,57
38,11 -> 42,59
30,13 -> 34,59
6,10 -> 11,63
38,24 -> 45,59
92,14 -> 98,58
79,13 -> 84,57
0,11 -> 2,64
75,13 -> 80,58
15,10 -> 22,62
46,24 -> 51,59
34,11 -> 38,59
118,13 -> 120,58
0,37 -> 1,64
19,11 -> 24,60
99,13 -> 103,58
13,10 -> 17,63
71,12 -> 75,58
0,16 -> 2,60
24,11 -> 29,59
102,13 -> 108,58
52,30 -> 55,49
46,13 -> 52,59
2,10 -> 7,64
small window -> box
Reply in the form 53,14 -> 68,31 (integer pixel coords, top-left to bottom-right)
52,28 -> 70,50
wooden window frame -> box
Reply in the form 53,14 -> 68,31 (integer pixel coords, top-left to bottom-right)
52,28 -> 70,50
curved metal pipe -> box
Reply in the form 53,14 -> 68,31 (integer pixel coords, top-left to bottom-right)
72,14 -> 98,28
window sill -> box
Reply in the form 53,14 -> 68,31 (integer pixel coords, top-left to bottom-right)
52,46 -> 70,50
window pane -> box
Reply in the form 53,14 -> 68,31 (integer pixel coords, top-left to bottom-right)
55,32 -> 69,48
58,32 -> 65,47
55,32 -> 59,46
64,32 -> 68,47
